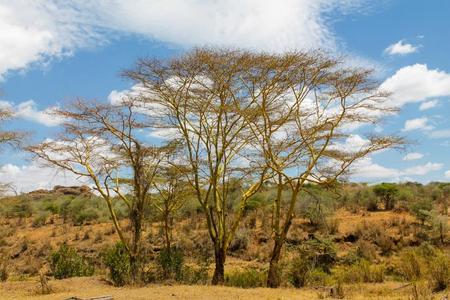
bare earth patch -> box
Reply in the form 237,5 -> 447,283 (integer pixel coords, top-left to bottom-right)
1,276 -> 444,300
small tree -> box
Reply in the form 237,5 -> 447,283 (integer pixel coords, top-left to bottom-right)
0,108 -> 24,196
153,146 -> 192,257
373,183 -> 398,210
28,100 -> 171,283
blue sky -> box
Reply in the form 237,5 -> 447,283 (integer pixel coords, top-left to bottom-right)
0,0 -> 449,192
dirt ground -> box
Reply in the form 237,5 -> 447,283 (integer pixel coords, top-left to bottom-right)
0,276 -> 444,300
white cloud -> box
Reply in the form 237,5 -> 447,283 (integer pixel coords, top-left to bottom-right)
0,162 -> 86,193
384,40 -> 418,56
419,100 -> 439,111
380,64 -> 450,107
403,152 -> 424,161
351,157 -> 443,180
403,162 -> 443,176
445,170 -> 450,178
430,129 -> 450,139
402,117 -> 433,132
0,1 -> 376,77
0,99 -> 62,126
0,1 -> 103,78
14,100 -> 62,126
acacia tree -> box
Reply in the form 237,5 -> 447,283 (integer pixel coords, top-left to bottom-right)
240,52 -> 403,287
125,49 -> 270,284
0,108 -> 24,196
153,145 -> 192,257
27,100 -> 171,283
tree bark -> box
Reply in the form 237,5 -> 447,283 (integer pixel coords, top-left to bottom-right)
129,207 -> 143,284
211,246 -> 226,285
267,238 -> 283,288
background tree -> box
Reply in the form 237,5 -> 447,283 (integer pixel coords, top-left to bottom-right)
240,52 -> 403,287
0,108 -> 24,196
153,145 -> 192,257
373,183 -> 399,210
27,100 -> 170,283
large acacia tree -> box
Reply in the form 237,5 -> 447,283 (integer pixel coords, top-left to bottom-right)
125,49 -> 271,284
239,52 -> 403,287
28,100 -> 173,283
126,48 -> 402,286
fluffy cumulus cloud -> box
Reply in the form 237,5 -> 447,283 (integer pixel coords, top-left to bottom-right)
446,170 -> 450,178
0,162 -> 87,193
0,1 -> 103,78
0,99 -> 62,126
380,64 -> 450,107
384,40 -> 419,56
0,0 -> 375,78
419,100 -> 439,111
402,117 -> 433,132
403,152 -> 424,161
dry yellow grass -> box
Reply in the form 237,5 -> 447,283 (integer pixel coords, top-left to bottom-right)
1,276 -> 445,300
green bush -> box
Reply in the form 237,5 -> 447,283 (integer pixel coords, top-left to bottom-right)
225,268 -> 266,288
288,239 -> 337,287
397,248 -> 425,282
32,211 -> 50,227
409,198 -> 433,224
337,260 -> 385,283
50,244 -> 94,279
156,247 -> 184,281
103,242 -> 131,286
428,251 -> 450,292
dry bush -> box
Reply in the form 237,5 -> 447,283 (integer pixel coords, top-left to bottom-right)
410,280 -> 433,300
355,240 -> 378,262
37,271 -> 53,295
228,228 -> 249,253
336,260 -> 385,284
396,248 -> 425,282
428,251 -> 450,292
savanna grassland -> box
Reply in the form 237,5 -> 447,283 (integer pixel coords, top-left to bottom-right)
0,182 -> 449,299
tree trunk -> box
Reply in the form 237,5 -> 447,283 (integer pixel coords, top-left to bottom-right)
163,211 -> 171,255
129,207 -> 142,284
267,238 -> 283,288
212,246 -> 226,285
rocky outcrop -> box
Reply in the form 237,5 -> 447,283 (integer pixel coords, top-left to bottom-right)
27,185 -> 92,199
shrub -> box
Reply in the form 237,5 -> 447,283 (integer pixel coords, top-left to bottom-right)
288,239 -> 337,287
32,211 -> 50,227
409,198 -> 433,224
225,268 -> 266,288
428,251 -> 450,292
289,255 -> 313,287
49,244 -> 94,279
396,248 -> 425,282
181,264 -> 209,285
156,247 -> 184,281
103,242 -> 131,286
355,240 -> 377,262
337,260 -> 385,283
229,228 -> 249,252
